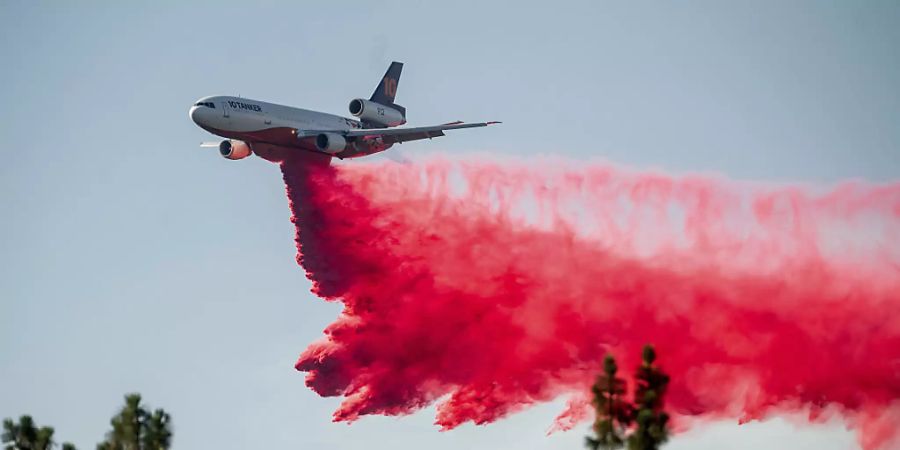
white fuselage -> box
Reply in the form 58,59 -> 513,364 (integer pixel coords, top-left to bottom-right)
189,95 -> 381,160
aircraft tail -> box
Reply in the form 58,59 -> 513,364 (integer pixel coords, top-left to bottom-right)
370,62 -> 403,106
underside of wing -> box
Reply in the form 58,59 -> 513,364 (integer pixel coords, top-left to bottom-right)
386,129 -> 445,144
344,121 -> 500,144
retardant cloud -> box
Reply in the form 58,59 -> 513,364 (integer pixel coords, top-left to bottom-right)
279,153 -> 900,450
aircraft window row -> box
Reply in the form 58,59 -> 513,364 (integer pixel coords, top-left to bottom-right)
194,102 -> 216,108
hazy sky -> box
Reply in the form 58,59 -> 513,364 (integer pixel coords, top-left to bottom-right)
2,1 -> 898,449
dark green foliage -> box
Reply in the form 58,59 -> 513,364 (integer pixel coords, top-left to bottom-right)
626,345 -> 670,450
96,393 -> 172,450
2,393 -> 172,450
2,415 -> 75,450
586,345 -> 671,450
585,355 -> 633,450
143,409 -> 171,450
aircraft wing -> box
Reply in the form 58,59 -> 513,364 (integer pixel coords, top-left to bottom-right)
294,121 -> 500,144
344,121 -> 500,144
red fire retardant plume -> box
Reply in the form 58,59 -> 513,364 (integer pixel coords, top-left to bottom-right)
279,153 -> 900,450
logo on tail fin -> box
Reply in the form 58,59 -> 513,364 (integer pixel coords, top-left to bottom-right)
371,61 -> 403,106
383,77 -> 398,98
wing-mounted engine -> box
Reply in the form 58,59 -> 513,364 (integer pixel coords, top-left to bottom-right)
315,133 -> 348,154
219,140 -> 252,160
349,98 -> 406,127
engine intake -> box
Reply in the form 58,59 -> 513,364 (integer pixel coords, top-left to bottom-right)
349,98 -> 406,127
315,133 -> 347,154
219,140 -> 252,160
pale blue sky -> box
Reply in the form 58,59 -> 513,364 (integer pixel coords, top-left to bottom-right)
1,1 -> 897,449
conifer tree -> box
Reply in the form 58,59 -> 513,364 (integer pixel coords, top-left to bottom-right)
627,345 -> 670,450
2,415 -> 76,450
585,354 -> 633,450
96,394 -> 172,450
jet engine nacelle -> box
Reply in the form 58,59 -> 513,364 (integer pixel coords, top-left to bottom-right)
315,133 -> 348,154
219,140 -> 252,160
349,98 -> 406,127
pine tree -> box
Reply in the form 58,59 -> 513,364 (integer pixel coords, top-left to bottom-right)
585,354 -> 633,450
96,394 -> 172,450
627,345 -> 670,450
2,415 -> 76,450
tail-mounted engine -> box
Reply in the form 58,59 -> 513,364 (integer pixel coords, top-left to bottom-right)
219,140 -> 252,160
349,98 -> 406,127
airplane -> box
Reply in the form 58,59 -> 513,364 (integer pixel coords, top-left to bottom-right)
189,61 -> 499,162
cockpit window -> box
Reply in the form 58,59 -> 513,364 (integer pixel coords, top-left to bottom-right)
193,102 -> 216,108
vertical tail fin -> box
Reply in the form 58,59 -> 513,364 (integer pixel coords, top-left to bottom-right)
370,61 -> 403,106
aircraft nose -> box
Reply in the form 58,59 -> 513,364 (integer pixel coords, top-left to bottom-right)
189,106 -> 203,125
